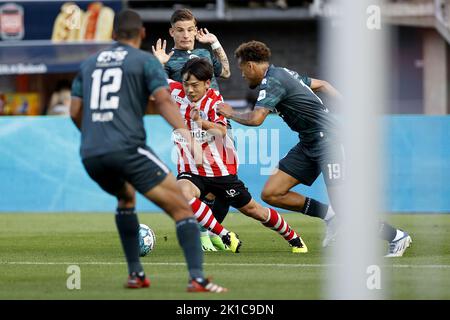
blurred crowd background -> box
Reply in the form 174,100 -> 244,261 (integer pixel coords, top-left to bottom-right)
0,0 -> 449,117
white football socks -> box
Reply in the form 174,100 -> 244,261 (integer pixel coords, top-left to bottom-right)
324,206 -> 336,221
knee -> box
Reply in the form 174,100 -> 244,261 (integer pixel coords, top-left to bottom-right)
261,188 -> 277,204
180,188 -> 192,201
177,182 -> 195,201
261,187 -> 288,204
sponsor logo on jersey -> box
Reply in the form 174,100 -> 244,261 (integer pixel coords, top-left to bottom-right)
189,54 -> 200,60
97,49 -> 128,65
172,128 -> 214,144
172,94 -> 185,105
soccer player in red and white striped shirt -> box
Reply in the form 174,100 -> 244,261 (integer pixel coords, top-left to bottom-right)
170,80 -> 238,178
171,58 -> 308,253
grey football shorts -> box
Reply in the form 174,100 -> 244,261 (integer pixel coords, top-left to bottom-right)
82,145 -> 169,196
278,142 -> 345,187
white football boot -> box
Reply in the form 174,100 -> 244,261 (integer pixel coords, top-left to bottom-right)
385,231 -> 412,257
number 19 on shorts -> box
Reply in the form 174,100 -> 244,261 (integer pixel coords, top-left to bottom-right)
327,163 -> 341,180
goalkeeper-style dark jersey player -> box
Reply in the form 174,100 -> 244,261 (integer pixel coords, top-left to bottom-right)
70,9 -> 227,292
217,41 -> 412,257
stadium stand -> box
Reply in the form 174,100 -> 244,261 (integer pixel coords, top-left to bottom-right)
0,0 -> 448,114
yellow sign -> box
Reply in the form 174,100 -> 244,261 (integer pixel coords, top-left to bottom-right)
0,93 -> 41,115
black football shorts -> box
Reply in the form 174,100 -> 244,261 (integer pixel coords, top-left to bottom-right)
177,172 -> 252,209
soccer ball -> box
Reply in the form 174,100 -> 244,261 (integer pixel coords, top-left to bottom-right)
138,223 -> 156,257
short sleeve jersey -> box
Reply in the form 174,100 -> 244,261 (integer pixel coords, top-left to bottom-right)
168,80 -> 238,177
71,42 -> 168,159
255,65 -> 338,150
165,48 -> 222,90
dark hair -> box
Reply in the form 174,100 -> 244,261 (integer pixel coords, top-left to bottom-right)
181,58 -> 213,82
113,9 -> 143,40
55,79 -> 72,91
235,41 -> 271,63
170,8 -> 197,26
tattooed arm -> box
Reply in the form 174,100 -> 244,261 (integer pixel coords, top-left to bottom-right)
196,28 -> 231,79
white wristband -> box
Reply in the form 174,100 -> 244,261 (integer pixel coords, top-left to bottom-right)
211,41 -> 222,50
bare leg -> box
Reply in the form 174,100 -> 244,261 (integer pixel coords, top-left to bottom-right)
176,179 -> 230,237
143,174 -> 193,222
261,169 -> 306,211
237,198 -> 300,244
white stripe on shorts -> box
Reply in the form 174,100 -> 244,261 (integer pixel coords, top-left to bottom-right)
137,147 -> 170,174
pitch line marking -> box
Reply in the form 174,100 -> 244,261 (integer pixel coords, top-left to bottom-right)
1,261 -> 450,269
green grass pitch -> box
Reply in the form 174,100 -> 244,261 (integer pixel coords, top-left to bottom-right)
0,213 -> 449,299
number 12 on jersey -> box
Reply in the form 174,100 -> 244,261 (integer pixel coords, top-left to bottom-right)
90,68 -> 123,110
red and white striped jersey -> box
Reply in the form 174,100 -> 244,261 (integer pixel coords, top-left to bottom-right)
169,80 -> 238,177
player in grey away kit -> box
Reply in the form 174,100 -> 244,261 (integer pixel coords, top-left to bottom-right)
217,41 -> 412,257
70,9 -> 227,292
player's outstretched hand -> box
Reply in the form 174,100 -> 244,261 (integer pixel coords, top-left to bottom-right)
152,38 -> 174,65
216,103 -> 233,118
196,28 -> 218,45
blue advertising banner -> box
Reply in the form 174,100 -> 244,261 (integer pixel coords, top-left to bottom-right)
0,115 -> 449,213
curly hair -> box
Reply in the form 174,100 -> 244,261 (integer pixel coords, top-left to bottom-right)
235,41 -> 271,63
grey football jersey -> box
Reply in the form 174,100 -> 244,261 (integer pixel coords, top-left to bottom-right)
255,65 -> 338,152
165,48 -> 222,90
72,42 -> 168,159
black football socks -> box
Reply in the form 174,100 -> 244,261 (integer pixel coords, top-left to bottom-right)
176,217 -> 204,280
301,197 -> 329,220
115,207 -> 143,275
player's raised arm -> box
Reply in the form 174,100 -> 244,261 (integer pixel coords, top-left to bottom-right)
196,28 -> 230,79
152,38 -> 174,66
217,103 -> 270,127
310,78 -> 342,99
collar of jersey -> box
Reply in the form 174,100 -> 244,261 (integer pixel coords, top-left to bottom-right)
171,48 -> 195,54
265,64 -> 275,77
114,41 -> 132,48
